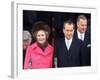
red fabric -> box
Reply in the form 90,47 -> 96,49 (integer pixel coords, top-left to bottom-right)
24,42 -> 54,69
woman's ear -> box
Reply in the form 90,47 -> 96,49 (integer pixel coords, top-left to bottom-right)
46,32 -> 49,39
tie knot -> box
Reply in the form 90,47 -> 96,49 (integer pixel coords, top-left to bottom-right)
80,34 -> 84,41
67,40 -> 70,50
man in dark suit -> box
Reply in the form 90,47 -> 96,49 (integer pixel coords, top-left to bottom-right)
75,15 -> 91,66
54,20 -> 82,67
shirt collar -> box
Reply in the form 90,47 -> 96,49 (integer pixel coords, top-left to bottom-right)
77,30 -> 85,35
65,37 -> 73,50
65,37 -> 72,42
65,37 -> 73,46
77,30 -> 85,40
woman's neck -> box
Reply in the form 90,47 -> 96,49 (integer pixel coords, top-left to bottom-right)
37,41 -> 48,51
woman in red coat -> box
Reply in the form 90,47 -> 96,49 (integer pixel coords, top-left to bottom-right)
24,21 -> 54,69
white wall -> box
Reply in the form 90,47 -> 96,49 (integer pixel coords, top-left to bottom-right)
0,0 -> 100,80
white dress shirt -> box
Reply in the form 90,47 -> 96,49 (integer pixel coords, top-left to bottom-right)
65,38 -> 72,50
77,30 -> 85,41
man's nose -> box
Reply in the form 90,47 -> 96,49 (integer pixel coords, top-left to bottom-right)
67,32 -> 71,35
83,25 -> 87,28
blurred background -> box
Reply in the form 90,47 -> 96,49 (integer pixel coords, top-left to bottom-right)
23,10 -> 91,46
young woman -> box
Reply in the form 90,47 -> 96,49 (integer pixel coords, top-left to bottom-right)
24,21 -> 54,69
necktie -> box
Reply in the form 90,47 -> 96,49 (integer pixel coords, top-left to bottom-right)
67,40 -> 70,50
80,34 -> 83,41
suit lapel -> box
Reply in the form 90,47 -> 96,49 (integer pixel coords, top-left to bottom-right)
64,37 -> 75,55
69,37 -> 76,53
61,38 -> 69,54
75,30 -> 89,45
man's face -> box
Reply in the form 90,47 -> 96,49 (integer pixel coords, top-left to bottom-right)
63,23 -> 74,40
36,30 -> 47,44
77,19 -> 87,33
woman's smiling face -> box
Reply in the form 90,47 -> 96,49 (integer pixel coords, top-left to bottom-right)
36,30 -> 47,44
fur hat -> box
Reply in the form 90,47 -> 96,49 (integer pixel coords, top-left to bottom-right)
32,21 -> 50,37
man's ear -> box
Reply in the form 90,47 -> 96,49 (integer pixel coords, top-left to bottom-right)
73,29 -> 75,33
63,28 -> 65,33
77,22 -> 79,27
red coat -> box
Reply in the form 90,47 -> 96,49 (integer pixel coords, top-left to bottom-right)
24,42 -> 54,69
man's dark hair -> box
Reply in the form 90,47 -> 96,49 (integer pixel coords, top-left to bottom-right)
63,20 -> 75,29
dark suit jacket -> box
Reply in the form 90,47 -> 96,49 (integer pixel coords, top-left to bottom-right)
54,37 -> 82,67
74,30 -> 91,66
